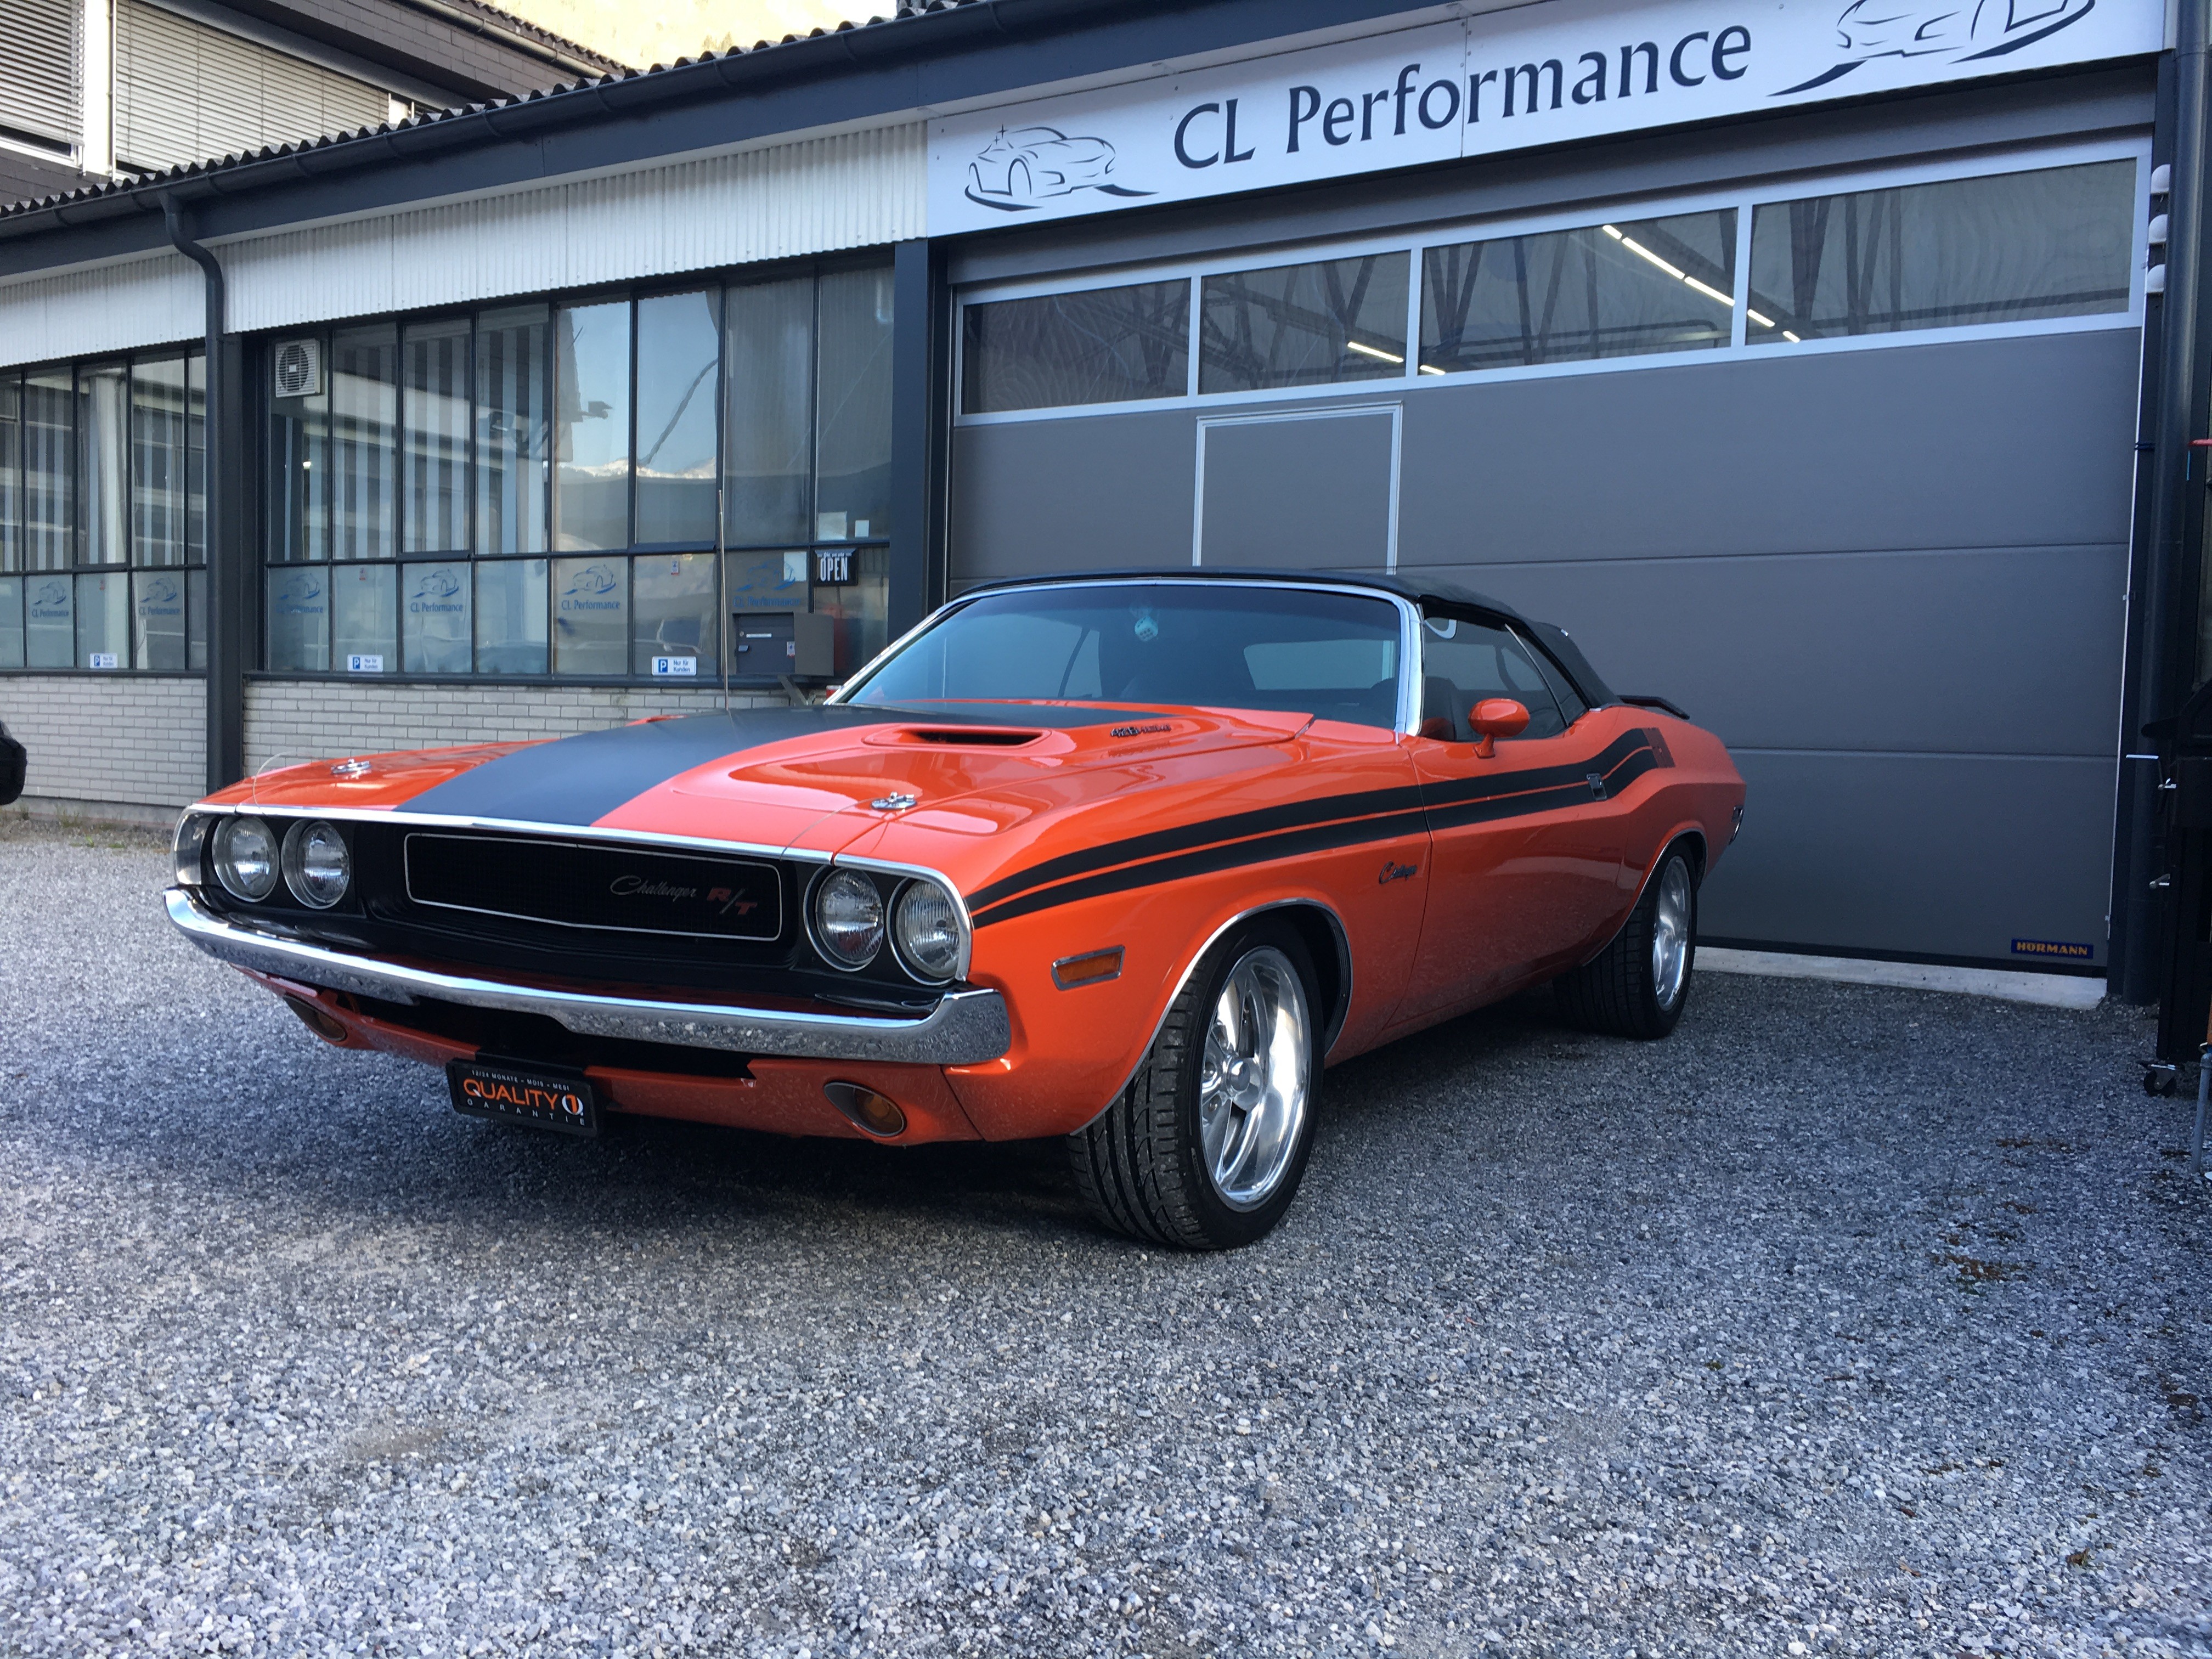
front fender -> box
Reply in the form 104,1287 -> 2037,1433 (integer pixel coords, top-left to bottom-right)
944,877 -> 1364,1142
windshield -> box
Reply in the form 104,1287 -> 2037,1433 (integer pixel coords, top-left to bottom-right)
841,583 -> 1405,728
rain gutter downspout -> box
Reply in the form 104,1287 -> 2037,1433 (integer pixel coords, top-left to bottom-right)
162,197 -> 241,794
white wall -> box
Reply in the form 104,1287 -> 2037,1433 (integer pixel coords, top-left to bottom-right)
2,674 -> 207,809
244,679 -> 784,774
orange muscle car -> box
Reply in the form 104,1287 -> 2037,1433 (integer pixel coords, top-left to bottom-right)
168,571 -> 1745,1248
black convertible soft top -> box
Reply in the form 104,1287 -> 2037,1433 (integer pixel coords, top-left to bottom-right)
955,567 -> 1621,713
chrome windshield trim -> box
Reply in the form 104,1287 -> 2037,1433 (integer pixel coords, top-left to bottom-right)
165,888 -> 1011,1066
828,575 -> 1428,736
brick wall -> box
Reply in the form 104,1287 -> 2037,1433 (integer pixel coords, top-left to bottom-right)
1,676 -> 208,810
244,680 -> 787,772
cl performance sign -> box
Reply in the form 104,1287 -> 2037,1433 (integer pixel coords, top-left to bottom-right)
928,0 -> 2160,234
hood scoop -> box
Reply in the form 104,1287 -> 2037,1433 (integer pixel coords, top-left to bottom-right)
865,726 -> 1046,748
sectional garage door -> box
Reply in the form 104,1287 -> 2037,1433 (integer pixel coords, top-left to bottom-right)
946,142 -> 2145,970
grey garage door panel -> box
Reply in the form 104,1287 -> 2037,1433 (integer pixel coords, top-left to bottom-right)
952,411 -> 1197,585
1199,408 -> 1396,571
1699,750 -> 2115,967
1397,330 -> 2140,563
1418,545 -> 2126,758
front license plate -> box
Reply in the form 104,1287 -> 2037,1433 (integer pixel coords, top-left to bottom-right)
447,1059 -> 599,1137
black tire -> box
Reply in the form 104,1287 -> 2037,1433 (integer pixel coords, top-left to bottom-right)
1556,843 -> 1699,1040
1067,920 -> 1321,1250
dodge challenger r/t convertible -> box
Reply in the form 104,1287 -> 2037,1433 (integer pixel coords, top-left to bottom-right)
168,571 -> 1745,1249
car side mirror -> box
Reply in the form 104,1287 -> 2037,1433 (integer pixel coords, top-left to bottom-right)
1469,697 -> 1529,758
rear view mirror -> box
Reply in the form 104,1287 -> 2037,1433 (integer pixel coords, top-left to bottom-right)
1470,697 -> 1530,758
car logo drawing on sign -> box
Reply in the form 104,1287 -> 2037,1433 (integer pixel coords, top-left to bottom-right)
964,126 -> 1154,212
1779,0 -> 2096,94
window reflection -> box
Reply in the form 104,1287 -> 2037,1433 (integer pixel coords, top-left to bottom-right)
332,326 -> 397,561
1747,161 -> 2134,345
554,300 -> 631,552
724,276 -> 814,545
1200,254 -> 1409,393
476,306 -> 549,554
961,280 -> 1190,414
78,364 -> 128,566
1420,210 -> 1737,373
816,267 -> 893,539
634,290 -> 720,546
403,319 -> 470,554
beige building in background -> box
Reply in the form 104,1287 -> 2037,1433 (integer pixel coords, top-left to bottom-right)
494,0 -> 875,69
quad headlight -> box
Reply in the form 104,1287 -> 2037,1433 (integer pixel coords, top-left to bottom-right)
210,815 -> 281,902
172,812 -> 212,889
811,870 -> 885,969
281,820 -> 351,909
892,879 -> 965,982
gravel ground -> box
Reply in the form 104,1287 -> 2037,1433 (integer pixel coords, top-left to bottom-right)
2,817 -> 2209,1659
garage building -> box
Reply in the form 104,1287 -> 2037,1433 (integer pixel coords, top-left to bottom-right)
0,0 -> 2199,993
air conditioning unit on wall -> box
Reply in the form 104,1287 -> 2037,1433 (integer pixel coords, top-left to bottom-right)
272,338 -> 323,399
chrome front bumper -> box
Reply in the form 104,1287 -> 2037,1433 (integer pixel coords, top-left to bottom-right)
165,888 -> 1012,1066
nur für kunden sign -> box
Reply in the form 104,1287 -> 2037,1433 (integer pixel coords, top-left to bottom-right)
928,0 -> 2162,235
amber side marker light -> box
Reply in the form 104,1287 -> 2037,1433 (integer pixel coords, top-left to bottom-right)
823,1080 -> 907,1138
282,994 -> 349,1045
1052,947 -> 1125,990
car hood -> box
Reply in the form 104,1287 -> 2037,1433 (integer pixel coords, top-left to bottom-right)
221,701 -> 1316,862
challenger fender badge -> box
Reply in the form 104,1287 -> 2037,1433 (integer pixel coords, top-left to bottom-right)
1379,860 -> 1418,885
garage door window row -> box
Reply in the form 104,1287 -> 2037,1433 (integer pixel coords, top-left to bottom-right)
958,153 -> 2141,416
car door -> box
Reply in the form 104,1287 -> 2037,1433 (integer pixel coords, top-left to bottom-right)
1396,608 -> 1626,1024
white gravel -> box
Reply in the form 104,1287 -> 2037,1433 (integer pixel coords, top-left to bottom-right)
2,817 -> 2208,1658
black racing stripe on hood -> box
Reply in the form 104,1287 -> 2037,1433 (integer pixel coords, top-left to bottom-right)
399,704 -> 1159,827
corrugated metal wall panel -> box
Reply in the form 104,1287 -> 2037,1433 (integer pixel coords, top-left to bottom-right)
225,120 -> 927,331
0,255 -> 202,365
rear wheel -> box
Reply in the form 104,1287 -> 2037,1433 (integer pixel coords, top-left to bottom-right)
1068,922 -> 1320,1250
1556,844 -> 1698,1039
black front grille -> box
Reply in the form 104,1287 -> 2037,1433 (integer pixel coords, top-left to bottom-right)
403,833 -> 783,943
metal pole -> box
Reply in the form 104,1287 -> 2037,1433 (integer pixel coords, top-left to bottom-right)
2120,7 -> 2212,1000
717,481 -> 730,716
2193,1042 -> 2210,1176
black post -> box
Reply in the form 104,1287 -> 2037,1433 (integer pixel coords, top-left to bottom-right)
2115,17 -> 2212,1003
887,237 -> 947,639
161,198 -> 245,794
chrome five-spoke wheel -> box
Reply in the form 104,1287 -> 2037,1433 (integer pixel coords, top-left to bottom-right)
1651,855 -> 1692,1011
1197,945 -> 1313,1210
1066,920 -> 1325,1249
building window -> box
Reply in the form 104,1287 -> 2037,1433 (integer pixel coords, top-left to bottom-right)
257,258 -> 893,682
816,266 -> 894,540
960,280 -> 1190,414
1747,159 -> 2136,345
553,299 -> 631,553
0,352 -> 206,673
1200,253 -> 1411,393
1420,209 -> 1737,371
